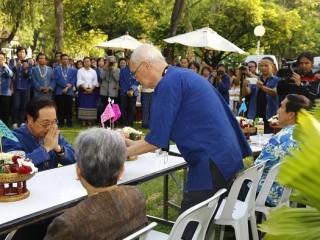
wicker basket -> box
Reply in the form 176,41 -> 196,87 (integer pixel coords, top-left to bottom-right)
0,173 -> 35,202
0,172 -> 34,183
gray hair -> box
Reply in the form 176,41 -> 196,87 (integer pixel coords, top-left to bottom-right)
130,43 -> 165,65
105,55 -> 116,62
75,128 -> 126,187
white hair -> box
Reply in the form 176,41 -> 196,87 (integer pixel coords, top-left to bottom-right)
130,44 -> 165,64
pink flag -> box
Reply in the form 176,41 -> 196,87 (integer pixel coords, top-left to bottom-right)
101,103 -> 115,128
111,104 -> 121,122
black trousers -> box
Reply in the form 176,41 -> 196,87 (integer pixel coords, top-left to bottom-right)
120,95 -> 137,127
0,95 -> 11,127
55,94 -> 73,126
180,160 -> 234,240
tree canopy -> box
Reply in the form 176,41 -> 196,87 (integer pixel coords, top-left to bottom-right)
0,0 -> 319,66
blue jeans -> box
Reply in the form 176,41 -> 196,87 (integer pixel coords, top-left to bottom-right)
12,89 -> 30,125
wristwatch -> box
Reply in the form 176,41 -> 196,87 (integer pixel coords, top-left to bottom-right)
55,145 -> 65,154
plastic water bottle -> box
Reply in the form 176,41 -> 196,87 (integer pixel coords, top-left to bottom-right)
256,118 -> 264,145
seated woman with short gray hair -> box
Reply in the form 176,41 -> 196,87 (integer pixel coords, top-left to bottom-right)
45,128 -> 147,239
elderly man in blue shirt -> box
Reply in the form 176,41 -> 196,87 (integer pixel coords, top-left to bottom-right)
126,44 -> 252,239
2,96 -> 76,172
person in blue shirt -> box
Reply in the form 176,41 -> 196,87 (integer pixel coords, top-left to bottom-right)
9,46 -> 33,129
2,96 -> 76,172
0,51 -> 13,127
208,63 -> 231,104
119,54 -> 139,127
242,57 -> 280,133
54,54 -> 77,127
253,94 -> 312,207
126,44 -> 252,239
32,53 -> 55,99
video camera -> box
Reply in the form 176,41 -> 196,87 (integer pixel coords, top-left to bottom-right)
277,59 -> 303,80
238,62 -> 248,73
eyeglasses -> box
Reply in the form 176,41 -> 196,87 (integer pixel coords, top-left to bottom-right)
132,62 -> 144,78
36,119 -> 58,128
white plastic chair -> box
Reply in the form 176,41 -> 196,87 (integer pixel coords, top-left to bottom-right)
146,188 -> 227,240
211,162 -> 266,240
255,162 -> 292,216
123,222 -> 157,240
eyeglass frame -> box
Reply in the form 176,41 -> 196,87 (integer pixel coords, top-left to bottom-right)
35,119 -> 58,128
132,61 -> 144,78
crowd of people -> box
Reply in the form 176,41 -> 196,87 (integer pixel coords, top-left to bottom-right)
1,46 -> 319,133
0,47 -> 153,129
179,51 -> 320,133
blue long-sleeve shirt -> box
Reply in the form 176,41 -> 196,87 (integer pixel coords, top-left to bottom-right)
9,58 -> 32,90
2,125 -> 76,171
54,66 -> 77,95
32,65 -> 55,97
119,66 -> 139,96
0,65 -> 13,95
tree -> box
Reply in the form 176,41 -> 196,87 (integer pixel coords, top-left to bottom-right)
54,0 -> 64,52
166,0 -> 186,64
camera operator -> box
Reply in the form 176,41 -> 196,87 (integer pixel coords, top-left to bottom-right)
100,55 -> 120,112
277,51 -> 320,102
242,57 -> 280,133
209,63 -> 230,104
234,61 -> 259,86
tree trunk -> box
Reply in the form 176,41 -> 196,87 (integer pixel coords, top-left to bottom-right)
54,0 -> 64,52
166,0 -> 185,64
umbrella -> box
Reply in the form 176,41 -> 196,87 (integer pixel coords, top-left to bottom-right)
164,27 -> 246,54
95,33 -> 143,51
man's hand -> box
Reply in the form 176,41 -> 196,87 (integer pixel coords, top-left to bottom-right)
127,89 -> 134,97
43,125 -> 60,152
256,79 -> 264,88
292,72 -> 302,86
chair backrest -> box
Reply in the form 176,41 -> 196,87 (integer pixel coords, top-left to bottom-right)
168,188 -> 227,240
256,162 -> 292,211
219,162 -> 266,220
123,222 -> 158,240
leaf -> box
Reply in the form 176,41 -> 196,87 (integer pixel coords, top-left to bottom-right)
259,206 -> 320,240
260,102 -> 320,238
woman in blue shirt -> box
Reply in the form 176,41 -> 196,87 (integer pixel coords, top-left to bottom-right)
0,51 -> 13,127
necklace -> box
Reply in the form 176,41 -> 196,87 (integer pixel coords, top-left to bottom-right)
60,66 -> 68,80
38,65 -> 48,78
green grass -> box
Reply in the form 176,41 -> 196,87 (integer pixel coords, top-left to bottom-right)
61,119 -> 183,233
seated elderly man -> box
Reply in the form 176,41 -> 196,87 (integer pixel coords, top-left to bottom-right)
2,96 -> 75,171
254,94 -> 312,206
44,128 -> 147,239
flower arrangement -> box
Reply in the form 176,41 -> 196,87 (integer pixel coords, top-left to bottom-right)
236,117 -> 256,140
0,154 -> 37,202
122,127 -> 142,140
0,154 -> 38,174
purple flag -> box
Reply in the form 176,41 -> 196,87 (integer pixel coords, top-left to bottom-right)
101,103 -> 115,128
111,104 -> 121,122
